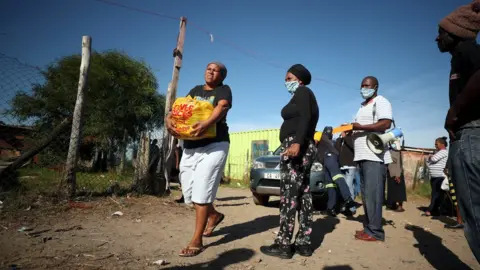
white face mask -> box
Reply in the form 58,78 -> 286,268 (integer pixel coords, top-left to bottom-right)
360,88 -> 376,99
285,81 -> 300,95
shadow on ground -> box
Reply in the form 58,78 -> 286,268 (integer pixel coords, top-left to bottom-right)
323,266 -> 353,270
216,196 -> 247,202
405,224 -> 472,270
205,215 -> 279,248
162,248 -> 255,270
347,214 -> 397,229
311,216 -> 340,251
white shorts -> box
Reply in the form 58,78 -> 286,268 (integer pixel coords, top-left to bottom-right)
179,141 -> 229,204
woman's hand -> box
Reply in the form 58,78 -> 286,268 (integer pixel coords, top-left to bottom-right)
281,143 -> 300,157
165,114 -> 180,137
191,121 -> 210,137
395,176 -> 401,184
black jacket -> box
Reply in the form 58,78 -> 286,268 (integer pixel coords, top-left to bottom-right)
316,136 -> 338,164
335,135 -> 355,167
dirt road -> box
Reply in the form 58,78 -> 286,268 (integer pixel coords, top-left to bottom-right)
0,186 -> 478,270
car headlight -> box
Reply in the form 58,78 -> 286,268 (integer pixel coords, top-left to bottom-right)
253,161 -> 266,169
311,162 -> 323,172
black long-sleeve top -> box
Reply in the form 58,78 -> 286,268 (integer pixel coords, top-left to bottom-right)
448,40 -> 480,131
280,86 -> 319,146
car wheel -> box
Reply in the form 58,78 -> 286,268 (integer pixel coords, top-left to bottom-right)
252,192 -> 269,206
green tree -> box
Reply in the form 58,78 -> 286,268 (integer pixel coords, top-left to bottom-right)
6,51 -> 165,171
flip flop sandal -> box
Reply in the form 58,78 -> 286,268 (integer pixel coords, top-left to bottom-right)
178,246 -> 204,257
203,214 -> 225,237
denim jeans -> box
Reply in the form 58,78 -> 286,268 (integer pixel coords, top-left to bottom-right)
449,127 -> 480,263
428,177 -> 445,214
358,160 -> 386,241
355,170 -> 361,196
342,167 -> 357,212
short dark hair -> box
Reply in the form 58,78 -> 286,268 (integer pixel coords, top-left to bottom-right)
364,76 -> 379,88
436,136 -> 448,147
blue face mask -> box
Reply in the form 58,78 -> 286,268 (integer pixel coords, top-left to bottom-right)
360,88 -> 376,99
285,81 -> 300,95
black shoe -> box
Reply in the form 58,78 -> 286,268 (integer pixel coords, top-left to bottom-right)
326,209 -> 337,217
260,243 -> 294,259
445,223 -> 464,229
343,209 -> 355,217
295,245 -> 313,257
344,199 -> 357,210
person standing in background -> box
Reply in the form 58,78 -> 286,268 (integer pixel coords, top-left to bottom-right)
436,0 -> 480,261
335,131 -> 358,215
260,64 -> 319,259
424,137 -> 449,217
385,149 -> 406,212
351,76 -> 393,242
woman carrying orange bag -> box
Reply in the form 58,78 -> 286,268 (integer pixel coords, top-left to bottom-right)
165,62 -> 232,257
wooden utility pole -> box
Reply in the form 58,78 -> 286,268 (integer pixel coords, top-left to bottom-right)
161,17 -> 187,194
64,36 -> 92,197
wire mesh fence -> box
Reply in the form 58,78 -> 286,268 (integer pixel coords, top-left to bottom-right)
0,48 -> 167,197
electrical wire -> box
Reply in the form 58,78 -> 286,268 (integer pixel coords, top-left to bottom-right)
92,0 -> 447,107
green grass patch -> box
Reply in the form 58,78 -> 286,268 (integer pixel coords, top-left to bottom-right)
409,180 -> 431,199
17,167 -> 134,194
220,176 -> 250,189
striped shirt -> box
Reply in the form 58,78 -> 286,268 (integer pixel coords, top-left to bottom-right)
353,95 -> 393,164
427,149 -> 448,178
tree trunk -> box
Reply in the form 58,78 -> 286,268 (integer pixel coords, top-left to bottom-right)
117,130 -> 127,175
64,36 -> 91,198
132,133 -> 150,194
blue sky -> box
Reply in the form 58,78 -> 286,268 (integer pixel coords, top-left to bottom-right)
0,0 -> 475,148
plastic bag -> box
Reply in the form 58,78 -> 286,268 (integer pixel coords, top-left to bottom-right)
441,173 -> 450,191
171,96 -> 216,140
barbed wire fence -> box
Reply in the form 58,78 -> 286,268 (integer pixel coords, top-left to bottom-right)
0,38 -> 168,199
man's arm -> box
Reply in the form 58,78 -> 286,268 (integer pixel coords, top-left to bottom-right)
353,97 -> 392,132
429,150 -> 447,163
353,119 -> 392,132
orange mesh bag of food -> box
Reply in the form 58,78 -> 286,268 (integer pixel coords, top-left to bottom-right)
171,96 -> 216,140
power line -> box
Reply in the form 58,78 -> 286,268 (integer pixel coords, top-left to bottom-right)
92,0 -> 446,107
92,0 -> 354,89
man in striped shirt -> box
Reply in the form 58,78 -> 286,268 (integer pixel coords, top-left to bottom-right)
424,137 -> 449,216
350,76 -> 393,242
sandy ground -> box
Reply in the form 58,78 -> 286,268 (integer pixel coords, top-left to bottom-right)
0,186 -> 478,270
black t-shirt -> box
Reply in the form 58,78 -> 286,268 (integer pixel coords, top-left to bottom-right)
183,84 -> 233,149
279,86 -> 319,146
449,40 -> 480,130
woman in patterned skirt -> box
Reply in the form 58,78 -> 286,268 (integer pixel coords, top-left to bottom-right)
260,64 -> 319,259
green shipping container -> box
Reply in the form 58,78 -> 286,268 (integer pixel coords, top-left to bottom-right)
224,129 -> 280,181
